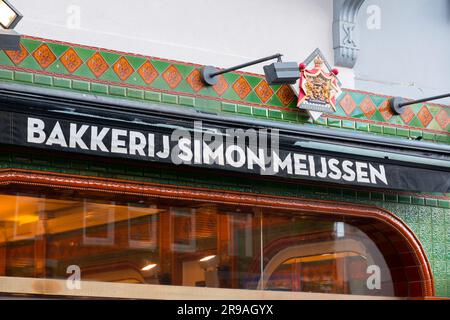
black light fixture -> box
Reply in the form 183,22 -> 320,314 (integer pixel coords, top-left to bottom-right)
263,61 -> 300,85
201,53 -> 300,86
390,93 -> 450,115
0,0 -> 23,51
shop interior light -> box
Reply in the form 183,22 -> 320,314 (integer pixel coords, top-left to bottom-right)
199,255 -> 219,271
0,0 -> 22,29
199,255 -> 216,262
141,263 -> 157,271
0,0 -> 22,51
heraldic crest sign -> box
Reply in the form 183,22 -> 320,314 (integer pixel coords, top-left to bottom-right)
295,49 -> 342,120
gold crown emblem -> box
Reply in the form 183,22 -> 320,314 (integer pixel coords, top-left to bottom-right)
314,56 -> 324,68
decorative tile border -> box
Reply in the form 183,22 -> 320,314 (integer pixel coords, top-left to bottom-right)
0,36 -> 448,142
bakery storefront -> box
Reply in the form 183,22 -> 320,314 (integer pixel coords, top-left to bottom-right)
0,37 -> 449,299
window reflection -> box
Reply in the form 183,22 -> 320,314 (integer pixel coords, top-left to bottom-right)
0,188 -> 423,297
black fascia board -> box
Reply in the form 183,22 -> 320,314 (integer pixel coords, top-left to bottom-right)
0,82 -> 449,170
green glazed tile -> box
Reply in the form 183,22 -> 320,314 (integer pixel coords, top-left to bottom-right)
370,192 -> 384,201
127,88 -> 144,99
46,61 -> 70,75
384,194 -> 398,202
268,109 -> 282,119
398,195 -> 412,204
253,107 -> 268,118
396,128 -> 409,137
356,122 -> 369,132
357,191 -> 370,200
408,116 -> 424,128
91,83 -> 108,94
46,43 -> 69,58
73,47 -> 96,62
19,55 -> 42,70
72,64 -> 94,78
342,189 -> 357,198
410,130 -> 423,139
245,91 -> 263,104
369,124 -> 382,133
436,134 -> 449,144
327,118 -> 341,128
282,111 -> 298,122
383,126 -> 396,135
221,102 -> 236,113
53,77 -> 71,88
342,120 -> 355,129
99,51 -> 120,66
109,85 -> 126,97
34,74 -> 53,86
151,59 -> 171,73
144,91 -> 161,102
179,96 -> 195,107
175,64 -> 195,78
411,196 -> 425,206
162,93 -> 178,104
21,38 -> 42,53
0,69 -> 14,80
14,71 -> 33,83
425,198 -> 438,207
0,51 -> 14,66
72,80 -> 90,91
99,69 -> 121,82
237,105 -> 252,115
438,200 -> 450,208
126,56 -> 147,70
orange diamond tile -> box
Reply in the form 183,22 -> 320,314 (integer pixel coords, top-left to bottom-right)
276,85 -> 295,106
212,75 -> 228,96
5,43 -> 28,65
32,44 -> 56,69
113,56 -> 134,81
87,52 -> 109,78
137,60 -> 158,85
379,100 -> 394,121
400,107 -> 414,124
417,106 -> 433,127
186,69 -> 204,92
339,94 -> 357,116
360,96 -> 377,119
60,48 -> 82,73
254,80 -> 274,104
162,65 -> 183,89
233,77 -> 252,100
435,109 -> 449,130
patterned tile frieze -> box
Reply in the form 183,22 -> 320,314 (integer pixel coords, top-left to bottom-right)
0,36 -> 448,139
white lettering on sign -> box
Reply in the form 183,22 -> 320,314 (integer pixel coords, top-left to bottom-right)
26,117 -> 389,186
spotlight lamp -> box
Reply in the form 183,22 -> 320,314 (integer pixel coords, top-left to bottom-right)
0,0 -> 23,51
0,0 -> 22,29
201,53 -> 300,86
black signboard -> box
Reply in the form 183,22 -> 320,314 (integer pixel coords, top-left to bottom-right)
0,110 -> 449,192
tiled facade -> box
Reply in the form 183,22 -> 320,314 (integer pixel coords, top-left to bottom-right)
0,36 -> 449,297
0,36 -> 448,144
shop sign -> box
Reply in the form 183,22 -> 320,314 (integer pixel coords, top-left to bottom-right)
0,111 -> 448,193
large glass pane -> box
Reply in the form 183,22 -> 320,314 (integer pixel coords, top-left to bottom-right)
261,210 -> 395,296
0,188 -> 261,290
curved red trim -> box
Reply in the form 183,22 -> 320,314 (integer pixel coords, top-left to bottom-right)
0,169 -> 435,296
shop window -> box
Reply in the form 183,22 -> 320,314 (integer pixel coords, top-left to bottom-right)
0,185 -> 430,297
